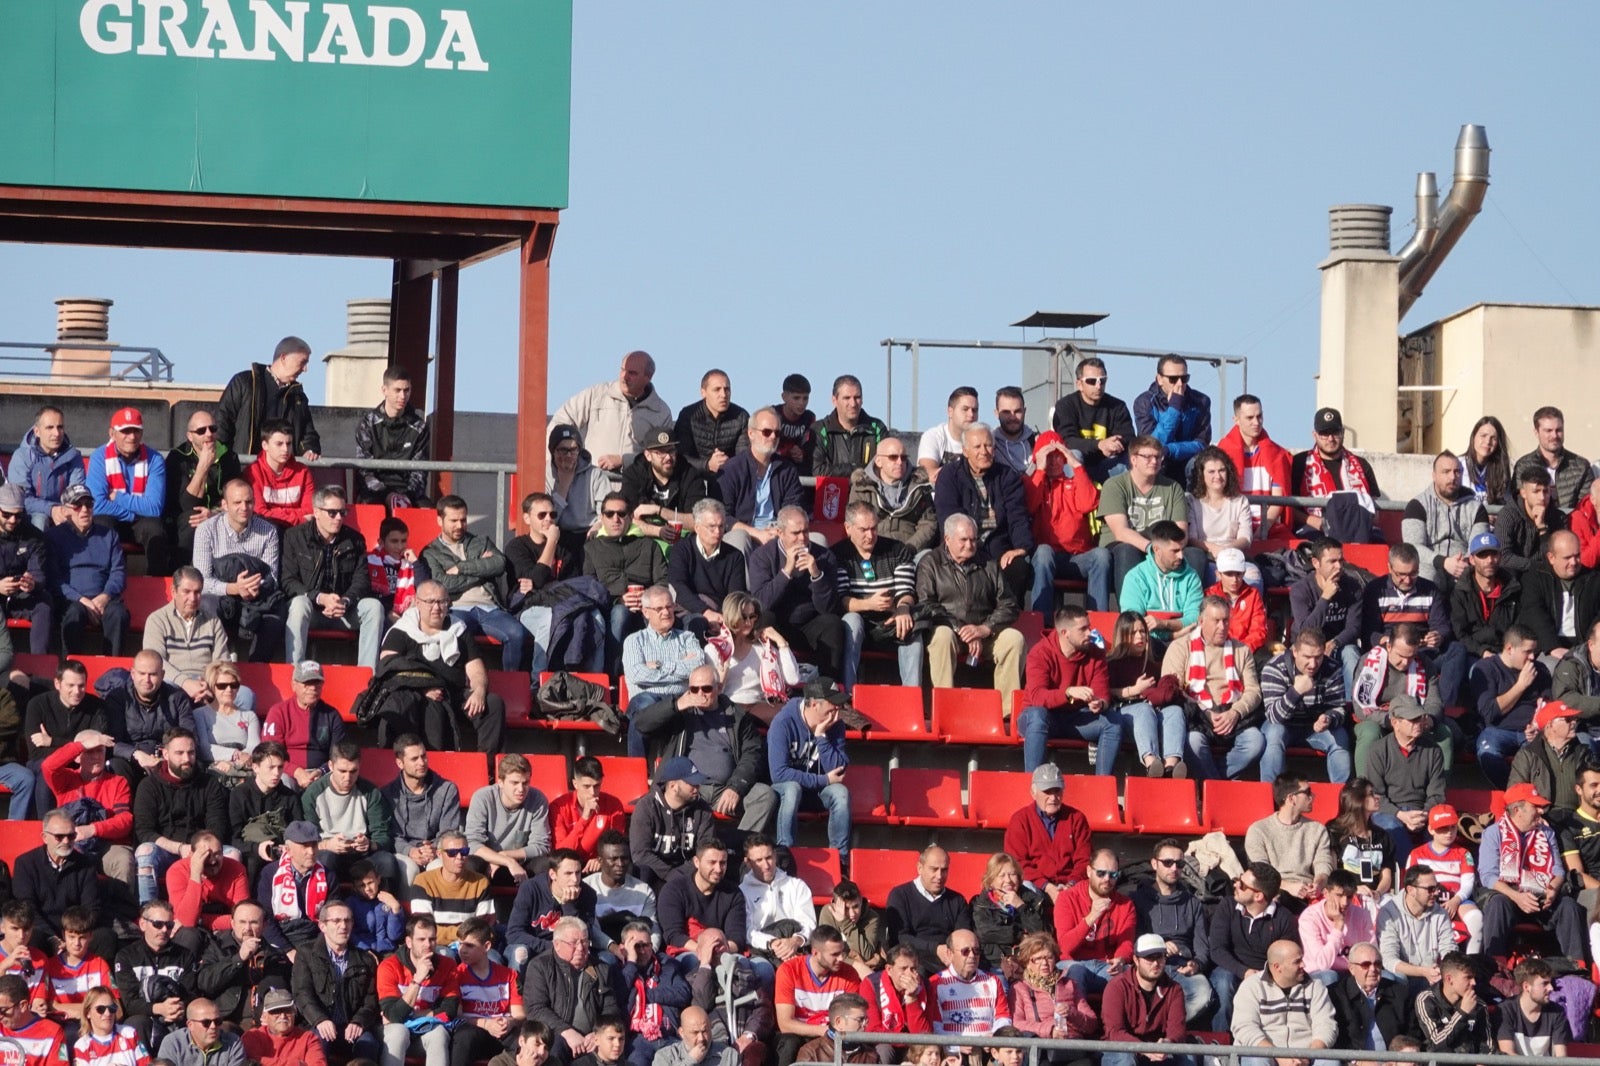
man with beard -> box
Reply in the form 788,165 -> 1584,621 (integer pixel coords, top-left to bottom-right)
105,650 -> 196,782
1054,847 -> 1136,995
132,727 -> 227,906
113,899 -> 198,1050
720,408 -> 803,557
621,428 -> 714,545
165,409 -> 243,567
1401,451 -> 1488,592
1495,957 -> 1571,1057
674,369 -> 750,478
382,735 -> 462,885
0,483 -> 51,662
1450,532 -> 1521,658
1131,838 -> 1213,1022
198,900 -> 291,1028
1290,407 -> 1382,538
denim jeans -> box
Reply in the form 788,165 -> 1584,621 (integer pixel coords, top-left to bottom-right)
1370,810 -> 1420,869
135,842 -> 180,904
286,594 -> 384,669
1017,704 -> 1124,775
451,605 -> 528,671
0,764 -> 35,821
1208,966 -> 1239,1031
1029,544 -> 1113,613
1424,641 -> 1469,708
1065,958 -> 1116,995
1123,701 -> 1186,763
1259,721 -> 1352,784
839,612 -> 923,690
1185,725 -> 1266,780
773,780 -> 850,857
1476,725 -> 1525,788
1104,1055 -> 1195,1066
1166,964 -> 1214,1022
625,693 -> 669,758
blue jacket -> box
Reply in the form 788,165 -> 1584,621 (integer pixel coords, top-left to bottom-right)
766,697 -> 849,790
933,459 -> 1034,559
346,891 -> 404,954
718,452 -> 801,527
7,428 -> 85,517
1133,382 -> 1212,477
45,521 -> 125,600
747,539 -> 843,625
87,443 -> 168,521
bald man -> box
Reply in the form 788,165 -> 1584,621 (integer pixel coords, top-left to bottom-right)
1231,941 -> 1337,1066
885,847 -> 972,976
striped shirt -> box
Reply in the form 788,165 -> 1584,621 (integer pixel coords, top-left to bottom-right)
409,870 -> 496,944
456,962 -> 522,1020
72,1026 -> 148,1066
926,969 -> 1011,1039
0,947 -> 51,1012
1,1016 -> 67,1066
833,539 -> 916,608
44,955 -> 112,1016
774,957 -> 860,1028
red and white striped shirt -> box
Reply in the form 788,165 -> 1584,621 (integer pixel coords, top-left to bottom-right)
71,1025 -> 147,1066
456,962 -> 522,1020
0,948 -> 52,1013
774,957 -> 861,1028
926,969 -> 1011,1039
0,1015 -> 67,1066
45,956 -> 113,1019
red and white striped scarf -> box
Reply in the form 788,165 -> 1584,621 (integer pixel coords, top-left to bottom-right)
1351,645 -> 1427,718
1186,633 -> 1242,710
102,442 -> 149,495
269,856 -> 329,923
628,956 -> 664,1041
1495,811 -> 1558,897
367,551 -> 416,614
1300,448 -> 1370,516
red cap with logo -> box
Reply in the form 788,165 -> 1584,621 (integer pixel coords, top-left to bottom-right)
1427,804 -> 1459,831
110,407 -> 143,431
1503,782 -> 1551,808
1533,700 -> 1580,731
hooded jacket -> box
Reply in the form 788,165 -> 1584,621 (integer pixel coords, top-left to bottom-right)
629,789 -> 717,888
354,402 -> 430,498
1134,381 -> 1213,477
380,770 -> 462,854
848,465 -> 935,550
549,453 -> 610,535
1208,579 -> 1268,651
933,458 -> 1034,560
1402,484 -> 1490,584
8,427 -> 85,518
218,362 -> 321,458
133,762 -> 229,846
1130,880 -> 1211,965
1102,965 -> 1186,1044
246,458 -> 314,527
814,412 -> 891,478
1024,431 -> 1099,554
1120,553 -> 1202,626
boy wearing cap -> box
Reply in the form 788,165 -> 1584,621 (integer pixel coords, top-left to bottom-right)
87,406 -> 173,576
1448,530 -> 1521,658
1290,407 -> 1382,537
45,484 -> 130,657
1406,805 -> 1483,953
1207,547 -> 1266,653
0,482 -> 52,659
1101,934 -> 1191,1066
1508,699 -> 1597,826
767,680 -> 851,867
1477,782 -> 1585,959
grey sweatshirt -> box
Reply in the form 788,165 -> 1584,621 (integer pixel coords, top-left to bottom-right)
465,783 -> 551,858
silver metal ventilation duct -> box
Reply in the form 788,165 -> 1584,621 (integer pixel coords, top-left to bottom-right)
1397,124 -> 1490,318
1393,172 -> 1439,266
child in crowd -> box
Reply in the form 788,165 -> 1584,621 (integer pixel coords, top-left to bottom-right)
345,858 -> 405,955
45,906 -> 110,1044
1405,804 -> 1483,952
773,373 -> 817,474
0,901 -> 50,1013
367,516 -> 429,624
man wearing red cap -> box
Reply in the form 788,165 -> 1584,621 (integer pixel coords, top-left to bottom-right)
1477,782 -> 1585,959
86,406 -> 174,576
1508,700 -> 1597,827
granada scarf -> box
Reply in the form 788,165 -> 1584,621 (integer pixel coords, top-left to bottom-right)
1186,633 -> 1242,710
1495,812 -> 1558,896
1301,448 -> 1371,516
269,855 -> 329,922
102,442 -> 149,495
367,551 -> 417,614
628,956 -> 665,1042
1351,645 -> 1426,718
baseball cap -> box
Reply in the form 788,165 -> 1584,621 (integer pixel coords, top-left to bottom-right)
260,989 -> 295,1014
1534,700 -> 1580,730
643,426 -> 677,451
0,484 -> 24,513
283,820 -> 321,845
292,660 -> 324,683
1503,782 -> 1551,808
803,678 -> 850,706
1469,531 -> 1502,555
1313,407 -> 1343,434
61,484 -> 92,507
548,424 -> 581,451
110,407 -> 144,432
1031,764 -> 1064,791
1134,933 -> 1168,959
654,757 -> 706,787
1427,804 -> 1459,831
1216,548 -> 1247,574
1389,694 -> 1431,721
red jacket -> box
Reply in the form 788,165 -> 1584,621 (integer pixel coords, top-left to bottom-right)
1052,881 -> 1134,963
1003,803 -> 1091,887
1101,965 -> 1186,1043
1207,580 -> 1268,652
1025,432 -> 1100,554
1218,426 -> 1292,539
42,741 -> 133,844
246,458 -> 314,527
242,1025 -> 330,1066
1571,498 -> 1600,570
549,791 -> 627,860
1023,636 -> 1109,712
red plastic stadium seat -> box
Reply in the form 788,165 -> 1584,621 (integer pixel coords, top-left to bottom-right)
1015,611 -> 1045,647
931,688 -> 1008,745
1341,543 -> 1391,577
349,504 -> 386,549
843,764 -> 891,826
320,665 -> 372,719
235,662 -> 294,709
124,576 -> 169,631
849,848 -> 919,908
1060,774 -> 1130,832
1309,782 -> 1342,825
888,768 -> 965,828
359,747 -> 400,789
944,849 -> 991,900
15,654 -> 58,680
789,846 -> 842,904
1124,777 -> 1203,835
595,755 -> 649,811
1087,611 -> 1121,644
968,770 -> 1033,829
394,507 -> 441,552
507,753 -> 569,799
1202,780 -> 1273,837
489,670 -> 534,726
425,751 -> 491,802
74,655 -> 130,691
1445,787 -> 1504,820
0,822 -> 40,872
850,685 -> 928,742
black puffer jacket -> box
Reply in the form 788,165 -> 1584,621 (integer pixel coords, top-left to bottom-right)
281,522 -> 373,603
673,400 -> 750,473
354,403 -> 430,498
217,362 -> 321,457
0,522 -> 46,587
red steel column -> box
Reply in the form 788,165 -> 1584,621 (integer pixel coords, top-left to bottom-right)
516,222 -> 557,495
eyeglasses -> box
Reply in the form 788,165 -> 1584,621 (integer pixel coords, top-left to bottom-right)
1162,374 -> 1190,384
0,1004 -> 15,1013
1234,878 -> 1259,893
418,597 -> 449,607
92,1005 -> 117,1016
879,453 -> 907,462
1154,858 -> 1181,868
320,508 -> 346,517
554,446 -> 580,455
602,509 -> 630,518
214,681 -> 240,691
530,510 -> 553,519
953,947 -> 979,956
442,847 -> 470,858
147,920 -> 174,930
1090,869 -> 1120,880
1292,788 -> 1313,798
687,685 -> 715,694
1080,377 -> 1106,386
753,427 -> 779,437
1349,960 -> 1380,969
190,1018 -> 220,1027
642,604 -> 673,613
43,830 -> 73,841
740,611 -> 760,621
190,425 -> 218,436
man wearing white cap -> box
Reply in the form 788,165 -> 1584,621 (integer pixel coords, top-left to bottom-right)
1101,934 -> 1191,1066
86,405 -> 174,576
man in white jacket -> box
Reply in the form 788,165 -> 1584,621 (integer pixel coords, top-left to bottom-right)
551,352 -> 672,472
1231,939 -> 1338,1066
739,834 -> 816,964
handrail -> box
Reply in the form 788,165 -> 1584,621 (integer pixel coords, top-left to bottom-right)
0,340 -> 175,382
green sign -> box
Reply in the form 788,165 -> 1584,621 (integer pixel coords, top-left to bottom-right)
1,1 -> 571,208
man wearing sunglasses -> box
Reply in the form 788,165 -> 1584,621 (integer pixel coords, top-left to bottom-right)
846,438 -> 936,553
0,973 -> 66,1066
719,409 -> 803,557
282,485 -> 384,670
156,997 -> 246,1066
1130,839 -> 1213,1022
241,987 -> 322,1066
0,482 -> 53,661
165,408 -> 242,567
1326,941 -> 1413,1061
1052,358 -> 1136,483
1206,862 -> 1296,1033
1133,355 -> 1212,483
1054,847 -> 1135,996
410,831 -> 493,949
113,899 -> 198,1051
585,490 -> 667,675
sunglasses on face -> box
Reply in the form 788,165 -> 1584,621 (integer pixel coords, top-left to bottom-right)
1349,960 -> 1379,969
148,920 -> 174,931
44,830 -> 73,841
320,508 -> 346,517
753,427 -> 779,437
190,1018 -> 221,1027
1163,374 -> 1190,384
92,1005 -> 117,1015
442,847 -> 470,858
191,426 -> 218,436
214,682 -> 240,691
1080,377 -> 1106,386
1154,858 -> 1181,868
1090,869 -> 1120,880
879,453 -> 907,461
687,685 -> 715,694
602,510 -> 629,519
530,511 -> 553,519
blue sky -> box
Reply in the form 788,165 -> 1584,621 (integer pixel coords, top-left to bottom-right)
2,4 -> 1595,453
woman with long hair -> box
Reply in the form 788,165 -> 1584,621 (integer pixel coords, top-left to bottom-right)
704,590 -> 799,722
969,853 -> 1050,975
1007,931 -> 1098,1043
1460,415 -> 1512,504
1186,446 -> 1262,588
193,661 -> 258,777
1326,777 -> 1394,914
72,987 -> 148,1066
1106,612 -> 1185,778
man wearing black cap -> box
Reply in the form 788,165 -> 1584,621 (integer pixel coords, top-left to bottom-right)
0,482 -> 52,660
630,757 -> 718,889
674,369 -> 750,476
771,374 -> 816,476
45,484 -> 130,657
1290,408 -> 1382,537
767,679 -> 852,868
547,424 -> 610,554
619,428 -> 714,541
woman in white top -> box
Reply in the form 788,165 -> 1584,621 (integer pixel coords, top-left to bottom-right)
703,590 -> 799,724
193,661 -> 259,777
73,987 -> 149,1066
1187,446 -> 1262,589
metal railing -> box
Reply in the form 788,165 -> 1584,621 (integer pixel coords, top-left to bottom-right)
0,341 -> 174,382
837,1028 -> 1595,1066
